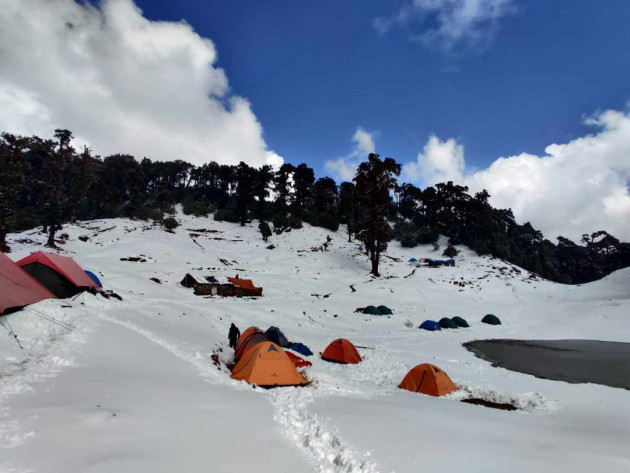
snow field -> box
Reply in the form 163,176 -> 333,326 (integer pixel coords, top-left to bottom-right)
1,210 -> 629,472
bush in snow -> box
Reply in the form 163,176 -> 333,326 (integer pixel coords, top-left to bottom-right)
443,245 -> 460,258
162,217 -> 179,231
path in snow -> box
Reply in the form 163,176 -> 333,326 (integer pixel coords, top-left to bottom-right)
271,389 -> 379,473
0,317 -> 309,473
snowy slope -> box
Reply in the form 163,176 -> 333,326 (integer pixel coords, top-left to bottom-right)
1,211 -> 629,473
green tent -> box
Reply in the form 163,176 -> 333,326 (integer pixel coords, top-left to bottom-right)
377,305 -> 393,315
438,317 -> 458,329
452,316 -> 470,328
481,314 -> 501,325
363,305 -> 382,316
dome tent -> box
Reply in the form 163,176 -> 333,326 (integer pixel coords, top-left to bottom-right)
362,305 -> 382,316
482,314 -> 501,325
452,316 -> 469,328
17,251 -> 98,298
399,364 -> 457,397
85,270 -> 102,288
377,305 -> 393,315
234,327 -> 269,361
438,317 -> 458,329
231,342 -> 308,387
265,326 -> 289,347
419,320 -> 441,331
322,338 -> 362,364
0,252 -> 54,315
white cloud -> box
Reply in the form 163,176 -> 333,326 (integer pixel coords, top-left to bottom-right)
0,0 -> 282,168
402,135 -> 464,184
404,110 -> 630,241
325,127 -> 377,181
374,0 -> 516,52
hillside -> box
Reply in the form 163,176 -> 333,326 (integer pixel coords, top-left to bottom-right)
1,212 -> 630,473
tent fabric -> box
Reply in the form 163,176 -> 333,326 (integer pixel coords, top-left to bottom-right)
235,326 -> 262,352
234,327 -> 269,361
377,305 -> 393,315
452,316 -> 470,328
419,320 -> 441,331
438,317 -> 458,329
231,342 -> 308,387
482,314 -> 501,325
286,351 -> 312,368
322,338 -> 362,364
399,364 -> 458,397
0,252 -> 55,315
408,258 -> 417,263
265,326 -> 289,347
289,342 -> 313,357
17,252 -> 97,288
362,305 -> 382,315
85,270 -> 102,288
17,251 -> 97,298
227,278 -> 260,291
19,263 -> 77,299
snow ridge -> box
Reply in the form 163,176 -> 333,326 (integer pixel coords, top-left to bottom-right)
272,388 -> 379,473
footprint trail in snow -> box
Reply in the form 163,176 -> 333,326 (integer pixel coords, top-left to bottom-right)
271,388 -> 380,473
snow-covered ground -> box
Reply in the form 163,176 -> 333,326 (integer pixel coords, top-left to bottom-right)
1,211 -> 629,473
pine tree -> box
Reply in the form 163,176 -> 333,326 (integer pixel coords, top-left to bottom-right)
354,153 -> 401,276
0,133 -> 30,252
235,162 -> 255,226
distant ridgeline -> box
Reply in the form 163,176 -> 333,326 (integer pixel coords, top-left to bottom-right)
1,130 -> 628,284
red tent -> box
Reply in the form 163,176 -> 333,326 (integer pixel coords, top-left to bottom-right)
0,252 -> 55,314
17,251 -> 98,298
322,338 -> 362,364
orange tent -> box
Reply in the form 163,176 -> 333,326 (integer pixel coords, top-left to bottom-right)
227,278 -> 260,291
235,327 -> 261,352
231,341 -> 309,387
321,338 -> 362,364
234,327 -> 269,361
399,363 -> 457,397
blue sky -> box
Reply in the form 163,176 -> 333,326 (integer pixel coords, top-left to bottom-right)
136,0 -> 630,177
1,0 -> 629,239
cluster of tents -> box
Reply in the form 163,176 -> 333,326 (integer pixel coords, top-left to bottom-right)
420,314 -> 501,331
360,305 -> 393,316
408,258 -> 456,267
0,250 -> 101,316
229,328 -> 459,397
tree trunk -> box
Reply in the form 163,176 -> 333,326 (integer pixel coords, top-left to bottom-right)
46,223 -> 57,248
0,229 -> 9,253
371,254 -> 380,277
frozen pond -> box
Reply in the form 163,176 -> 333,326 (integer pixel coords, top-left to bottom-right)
464,339 -> 630,390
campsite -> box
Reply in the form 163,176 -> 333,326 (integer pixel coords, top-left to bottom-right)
2,1 -> 630,472
1,211 -> 629,473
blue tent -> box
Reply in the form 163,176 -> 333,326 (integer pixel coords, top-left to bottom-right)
289,342 -> 313,357
408,258 -> 418,263
85,270 -> 102,288
419,320 -> 441,331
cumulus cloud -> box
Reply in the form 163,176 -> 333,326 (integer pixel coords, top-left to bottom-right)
402,135 -> 464,184
325,127 -> 377,181
404,110 -> 630,241
0,0 -> 282,167
374,0 -> 516,52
